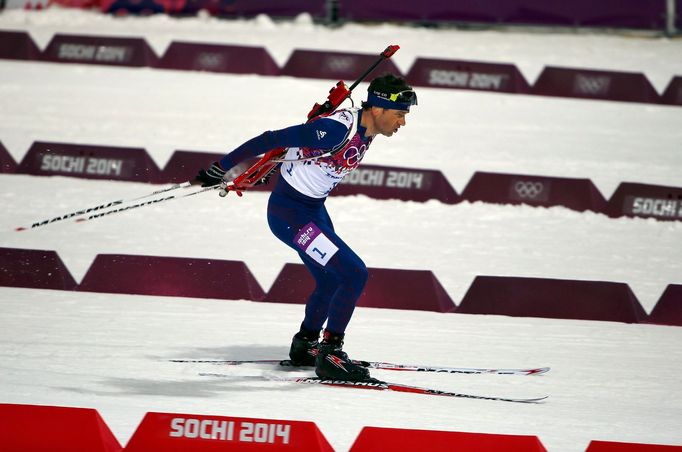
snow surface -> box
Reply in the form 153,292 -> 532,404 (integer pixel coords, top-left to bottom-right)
1,7 -> 682,451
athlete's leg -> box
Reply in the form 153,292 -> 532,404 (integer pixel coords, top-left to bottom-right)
313,239 -> 368,334
287,219 -> 368,334
299,259 -> 335,332
267,194 -> 367,335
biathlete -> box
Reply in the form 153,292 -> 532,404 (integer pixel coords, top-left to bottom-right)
194,74 -> 417,381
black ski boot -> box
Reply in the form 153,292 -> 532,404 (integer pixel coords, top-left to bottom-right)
288,327 -> 320,366
315,330 -> 371,381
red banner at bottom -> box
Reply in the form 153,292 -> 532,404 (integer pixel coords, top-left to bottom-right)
0,403 -> 122,452
350,426 -> 546,451
587,440 -> 682,451
124,412 -> 333,451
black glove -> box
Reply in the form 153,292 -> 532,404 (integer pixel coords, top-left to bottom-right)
193,162 -> 226,187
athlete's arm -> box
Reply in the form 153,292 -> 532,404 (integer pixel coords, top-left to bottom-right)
219,118 -> 348,171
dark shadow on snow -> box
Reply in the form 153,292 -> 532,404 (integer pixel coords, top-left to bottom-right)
58,374 -> 307,398
153,343 -> 291,362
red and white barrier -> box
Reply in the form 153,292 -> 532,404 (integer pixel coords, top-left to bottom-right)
0,403 -> 122,452
350,426 -> 547,451
123,412 -> 333,451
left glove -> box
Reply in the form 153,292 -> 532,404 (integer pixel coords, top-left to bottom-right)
193,161 -> 227,187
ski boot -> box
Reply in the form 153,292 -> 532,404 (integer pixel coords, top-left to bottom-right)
315,330 -> 371,381
288,327 -> 320,367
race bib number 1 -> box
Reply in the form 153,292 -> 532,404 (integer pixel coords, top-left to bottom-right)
294,222 -> 339,266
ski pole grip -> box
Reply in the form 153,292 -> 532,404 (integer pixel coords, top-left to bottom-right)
381,45 -> 400,59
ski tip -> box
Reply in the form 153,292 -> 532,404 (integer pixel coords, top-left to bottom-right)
15,227 -> 26,231
497,367 -> 551,376
519,395 -> 549,403
489,395 -> 548,403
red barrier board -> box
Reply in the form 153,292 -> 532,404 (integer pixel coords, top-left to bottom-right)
587,440 -> 682,451
333,163 -> 460,204
17,141 -> 161,183
647,284 -> 682,326
157,42 -> 279,75
531,66 -> 660,104
280,49 -> 403,80
1,141 -> 17,173
606,182 -> 682,221
124,412 -> 333,451
661,76 -> 682,106
457,276 -> 647,323
0,30 -> 41,60
406,57 -> 530,94
263,263 -> 456,312
78,254 -> 265,301
461,171 -> 607,213
0,403 -> 122,452
42,33 -> 158,67
350,426 -> 546,451
0,247 -> 77,290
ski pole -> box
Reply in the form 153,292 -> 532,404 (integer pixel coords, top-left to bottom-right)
72,184 -> 220,225
14,182 -> 192,231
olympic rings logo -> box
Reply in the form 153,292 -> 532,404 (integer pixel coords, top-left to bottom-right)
196,52 -> 226,70
513,181 -> 545,199
573,74 -> 611,96
325,56 -> 356,73
343,144 -> 366,169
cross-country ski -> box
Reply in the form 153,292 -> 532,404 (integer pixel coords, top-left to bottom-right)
199,372 -> 548,404
170,358 -> 550,376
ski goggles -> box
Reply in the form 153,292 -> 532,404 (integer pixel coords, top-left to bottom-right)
367,89 -> 418,111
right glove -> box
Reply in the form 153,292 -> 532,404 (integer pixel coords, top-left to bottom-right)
193,161 -> 227,187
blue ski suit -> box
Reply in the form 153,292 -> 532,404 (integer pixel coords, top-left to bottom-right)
219,108 -> 373,335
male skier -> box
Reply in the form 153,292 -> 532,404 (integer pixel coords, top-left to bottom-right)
194,74 -> 417,381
